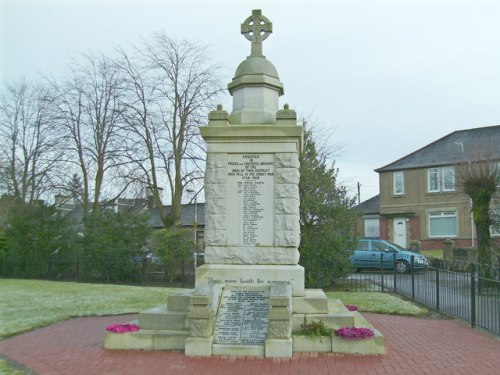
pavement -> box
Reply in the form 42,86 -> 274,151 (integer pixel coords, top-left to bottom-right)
0,313 -> 499,375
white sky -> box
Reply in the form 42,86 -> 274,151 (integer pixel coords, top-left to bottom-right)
2,0 -> 500,202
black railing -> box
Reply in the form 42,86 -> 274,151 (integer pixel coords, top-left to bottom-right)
336,253 -> 499,336
0,254 -> 204,288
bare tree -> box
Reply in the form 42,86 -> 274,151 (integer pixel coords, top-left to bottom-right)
139,33 -> 223,226
458,146 -> 499,265
0,81 -> 63,203
50,53 -> 130,215
115,46 -> 168,223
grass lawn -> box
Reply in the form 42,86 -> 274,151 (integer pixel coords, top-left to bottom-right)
421,249 -> 443,259
0,279 -> 429,374
325,291 -> 428,316
0,279 -> 182,339
0,359 -> 25,375
1,279 -> 429,341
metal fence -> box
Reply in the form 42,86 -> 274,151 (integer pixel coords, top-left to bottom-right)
0,254 -> 205,288
336,254 -> 499,337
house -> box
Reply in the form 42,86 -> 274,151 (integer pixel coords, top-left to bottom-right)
149,203 -> 205,248
54,195 -> 206,248
354,194 -> 380,238
374,125 -> 500,251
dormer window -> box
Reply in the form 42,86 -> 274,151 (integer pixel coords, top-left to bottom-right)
427,166 -> 455,193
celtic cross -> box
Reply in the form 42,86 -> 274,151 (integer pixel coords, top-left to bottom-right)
241,9 -> 273,57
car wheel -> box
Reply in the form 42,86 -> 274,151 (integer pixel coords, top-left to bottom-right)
396,261 -> 410,273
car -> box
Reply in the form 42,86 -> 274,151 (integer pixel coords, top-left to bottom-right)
350,239 -> 429,273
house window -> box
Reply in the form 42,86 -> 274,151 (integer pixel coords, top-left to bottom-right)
427,166 -> 455,193
364,218 -> 380,238
393,171 -> 404,195
429,211 -> 457,237
491,206 -> 500,237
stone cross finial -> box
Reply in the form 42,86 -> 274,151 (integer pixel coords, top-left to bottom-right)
241,9 -> 273,57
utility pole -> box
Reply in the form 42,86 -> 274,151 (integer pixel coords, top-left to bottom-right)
357,182 -> 361,205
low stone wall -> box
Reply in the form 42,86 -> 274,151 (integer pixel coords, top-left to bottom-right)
442,239 -> 478,263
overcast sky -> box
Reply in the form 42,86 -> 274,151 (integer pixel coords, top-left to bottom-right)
2,0 -> 500,202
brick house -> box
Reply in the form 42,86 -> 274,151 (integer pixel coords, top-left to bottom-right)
374,125 -> 500,251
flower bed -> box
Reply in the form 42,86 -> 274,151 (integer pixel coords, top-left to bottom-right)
336,327 -> 374,340
106,323 -> 140,333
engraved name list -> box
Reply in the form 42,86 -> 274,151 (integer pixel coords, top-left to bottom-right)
226,154 -> 274,246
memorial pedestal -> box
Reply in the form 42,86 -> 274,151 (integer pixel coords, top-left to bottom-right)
195,264 -> 305,297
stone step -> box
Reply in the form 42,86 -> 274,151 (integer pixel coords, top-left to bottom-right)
292,328 -> 384,355
212,343 -> 265,356
139,305 -> 189,330
105,328 -> 189,351
292,289 -> 329,314
167,290 -> 193,311
291,299 -> 355,332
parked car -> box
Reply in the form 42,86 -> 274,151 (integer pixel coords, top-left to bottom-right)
350,239 -> 429,273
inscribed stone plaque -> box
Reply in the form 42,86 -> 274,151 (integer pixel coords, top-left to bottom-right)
214,288 -> 270,344
226,153 -> 274,246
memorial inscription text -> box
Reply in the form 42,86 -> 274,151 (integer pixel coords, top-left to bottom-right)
214,288 -> 270,344
226,154 -> 274,246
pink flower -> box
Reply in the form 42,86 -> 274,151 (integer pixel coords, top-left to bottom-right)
106,323 -> 140,333
336,327 -> 374,339
345,304 -> 358,311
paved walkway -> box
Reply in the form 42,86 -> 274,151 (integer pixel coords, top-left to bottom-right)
0,313 -> 498,375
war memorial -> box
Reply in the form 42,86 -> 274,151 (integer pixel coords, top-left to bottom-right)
105,9 -> 384,357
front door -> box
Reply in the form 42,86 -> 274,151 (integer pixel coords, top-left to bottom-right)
393,218 -> 407,248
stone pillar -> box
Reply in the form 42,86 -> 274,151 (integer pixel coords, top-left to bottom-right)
442,239 -> 455,262
266,284 -> 293,357
185,284 -> 223,356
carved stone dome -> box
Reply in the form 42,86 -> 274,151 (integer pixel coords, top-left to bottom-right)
228,55 -> 284,96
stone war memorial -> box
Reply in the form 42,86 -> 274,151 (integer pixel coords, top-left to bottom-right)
105,9 -> 384,357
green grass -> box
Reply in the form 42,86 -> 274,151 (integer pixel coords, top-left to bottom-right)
0,359 -> 25,375
421,249 -> 443,259
0,279 -> 429,341
0,279 -> 181,339
325,291 -> 429,316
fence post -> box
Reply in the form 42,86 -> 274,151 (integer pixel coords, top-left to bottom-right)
380,252 -> 385,292
470,263 -> 476,328
411,255 -> 415,300
393,253 -> 397,293
435,266 -> 440,312
76,255 -> 80,280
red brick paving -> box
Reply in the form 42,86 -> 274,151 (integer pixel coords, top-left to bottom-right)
0,313 -> 499,374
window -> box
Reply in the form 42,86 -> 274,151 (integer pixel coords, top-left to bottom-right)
357,241 -> 369,250
442,167 -> 455,191
364,218 -> 380,238
371,241 -> 386,251
491,206 -> 500,236
429,211 -> 457,237
427,166 -> 455,193
393,171 -> 404,195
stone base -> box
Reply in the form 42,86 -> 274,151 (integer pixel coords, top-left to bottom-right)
195,264 -> 305,296
104,329 -> 188,350
265,338 -> 293,358
185,336 -> 213,356
104,287 -> 384,357
212,343 -> 264,356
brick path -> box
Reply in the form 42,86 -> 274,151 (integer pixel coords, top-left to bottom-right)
0,313 -> 499,375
